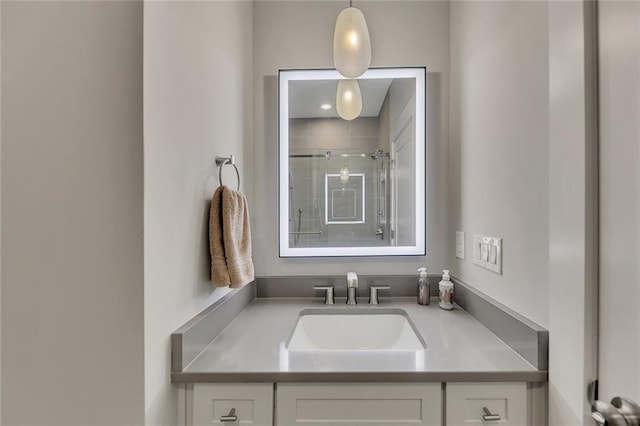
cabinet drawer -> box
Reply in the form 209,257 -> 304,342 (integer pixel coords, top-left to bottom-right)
192,383 -> 273,426
446,382 -> 527,425
276,383 -> 442,426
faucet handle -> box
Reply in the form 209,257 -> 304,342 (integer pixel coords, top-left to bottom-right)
369,285 -> 391,305
347,272 -> 358,288
314,285 -> 335,305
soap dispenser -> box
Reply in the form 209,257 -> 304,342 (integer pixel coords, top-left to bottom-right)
417,267 -> 430,305
438,270 -> 454,310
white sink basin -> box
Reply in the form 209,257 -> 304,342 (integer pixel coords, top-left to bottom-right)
285,308 -> 426,351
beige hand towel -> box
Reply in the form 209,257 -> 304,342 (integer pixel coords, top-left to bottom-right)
221,186 -> 254,287
209,186 -> 231,287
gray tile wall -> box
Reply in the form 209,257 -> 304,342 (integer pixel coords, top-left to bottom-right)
289,117 -> 390,247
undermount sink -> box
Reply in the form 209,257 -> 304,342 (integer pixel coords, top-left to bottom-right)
285,308 -> 426,351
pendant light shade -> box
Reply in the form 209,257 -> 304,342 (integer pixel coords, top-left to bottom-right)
339,165 -> 350,184
336,79 -> 362,121
333,6 -> 371,79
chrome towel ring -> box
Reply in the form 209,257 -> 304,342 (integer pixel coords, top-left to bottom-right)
215,155 -> 240,191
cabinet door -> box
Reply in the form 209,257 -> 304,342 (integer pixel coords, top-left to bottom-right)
276,383 -> 442,426
446,382 -> 527,426
192,383 -> 273,426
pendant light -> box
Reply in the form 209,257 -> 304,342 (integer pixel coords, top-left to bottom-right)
333,1 -> 371,79
336,79 -> 362,121
339,165 -> 350,184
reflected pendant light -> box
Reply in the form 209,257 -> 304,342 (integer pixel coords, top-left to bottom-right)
333,2 -> 371,79
339,165 -> 350,184
336,79 -> 362,121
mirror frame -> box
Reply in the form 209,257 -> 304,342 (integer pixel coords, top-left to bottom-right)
278,67 -> 426,257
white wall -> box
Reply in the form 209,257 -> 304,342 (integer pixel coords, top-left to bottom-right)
143,2 -> 253,425
598,0 -> 640,403
450,4 -> 601,424
0,2 -> 3,422
253,1 -> 450,276
1,2 -> 144,424
547,1 -> 599,424
448,1 -> 550,328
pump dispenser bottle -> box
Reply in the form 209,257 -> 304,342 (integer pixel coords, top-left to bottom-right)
439,270 -> 454,310
417,267 -> 429,305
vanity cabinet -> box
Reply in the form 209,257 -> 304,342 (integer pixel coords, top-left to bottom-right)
277,383 -> 442,425
185,382 -> 533,426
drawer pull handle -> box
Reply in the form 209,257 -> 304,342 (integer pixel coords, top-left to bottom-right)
482,407 -> 501,421
220,408 -> 237,422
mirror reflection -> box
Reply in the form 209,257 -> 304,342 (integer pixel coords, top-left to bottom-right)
279,68 -> 426,257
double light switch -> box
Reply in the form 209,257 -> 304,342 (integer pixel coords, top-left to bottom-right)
473,235 -> 502,274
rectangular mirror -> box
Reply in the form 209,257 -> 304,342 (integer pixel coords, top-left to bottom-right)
279,68 -> 426,257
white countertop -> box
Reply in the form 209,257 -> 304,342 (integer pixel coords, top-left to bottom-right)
173,297 -> 546,383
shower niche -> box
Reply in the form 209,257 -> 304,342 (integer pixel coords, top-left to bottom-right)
325,172 -> 365,225
279,68 -> 426,257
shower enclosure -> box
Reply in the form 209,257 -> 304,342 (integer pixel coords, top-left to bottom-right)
289,150 -> 390,248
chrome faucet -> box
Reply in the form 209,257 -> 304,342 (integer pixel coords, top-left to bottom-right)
346,272 -> 358,305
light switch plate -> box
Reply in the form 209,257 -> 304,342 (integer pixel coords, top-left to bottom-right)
456,231 -> 465,260
473,234 -> 502,274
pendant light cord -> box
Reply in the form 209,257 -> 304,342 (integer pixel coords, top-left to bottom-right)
349,0 -> 352,7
